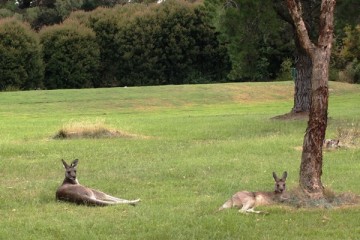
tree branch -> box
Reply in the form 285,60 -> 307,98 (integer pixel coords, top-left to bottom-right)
285,0 -> 316,56
273,0 -> 294,26
317,0 -> 336,48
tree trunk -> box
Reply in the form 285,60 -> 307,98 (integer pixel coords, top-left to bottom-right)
299,48 -> 330,199
292,48 -> 312,113
273,0 -> 316,114
286,0 -> 336,199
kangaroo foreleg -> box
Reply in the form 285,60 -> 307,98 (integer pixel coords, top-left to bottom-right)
244,208 -> 261,214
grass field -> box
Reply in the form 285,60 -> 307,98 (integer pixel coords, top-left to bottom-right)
0,81 -> 359,239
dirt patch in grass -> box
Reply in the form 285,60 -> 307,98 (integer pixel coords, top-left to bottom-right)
229,83 -> 294,103
336,124 -> 360,149
53,120 -> 146,139
285,187 -> 360,209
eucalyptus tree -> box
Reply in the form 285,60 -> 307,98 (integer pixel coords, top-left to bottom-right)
205,0 -> 320,113
206,0 -> 337,200
272,0 -> 322,114
286,0 -> 336,199
204,0 -> 315,113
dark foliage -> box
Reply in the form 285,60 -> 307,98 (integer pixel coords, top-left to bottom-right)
40,20 -> 100,89
0,18 -> 43,90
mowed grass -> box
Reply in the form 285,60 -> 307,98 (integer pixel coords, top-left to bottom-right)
0,81 -> 359,239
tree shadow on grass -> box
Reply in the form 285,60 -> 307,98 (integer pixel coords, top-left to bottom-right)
271,111 -> 309,121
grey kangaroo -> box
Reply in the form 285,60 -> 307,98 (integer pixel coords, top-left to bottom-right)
56,159 -> 140,206
323,139 -> 340,149
219,171 -> 288,213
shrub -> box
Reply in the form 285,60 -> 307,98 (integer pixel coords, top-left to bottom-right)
333,24 -> 360,83
72,1 -> 230,87
0,18 -> 44,91
29,7 -> 62,30
40,20 -> 100,89
0,8 -> 14,18
340,25 -> 360,64
217,0 -> 292,81
115,1 -> 230,86
338,58 -> 360,83
83,6 -> 137,87
277,58 -> 293,81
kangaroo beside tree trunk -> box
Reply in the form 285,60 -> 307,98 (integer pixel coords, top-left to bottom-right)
285,0 -> 336,199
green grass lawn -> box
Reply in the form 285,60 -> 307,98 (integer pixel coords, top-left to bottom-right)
0,81 -> 359,239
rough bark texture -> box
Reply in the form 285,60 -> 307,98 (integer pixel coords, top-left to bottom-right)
272,0 -> 316,114
292,45 -> 312,113
286,0 -> 335,199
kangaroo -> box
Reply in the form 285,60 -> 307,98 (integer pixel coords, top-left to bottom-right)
56,159 -> 140,206
323,139 -> 340,149
219,171 -> 288,213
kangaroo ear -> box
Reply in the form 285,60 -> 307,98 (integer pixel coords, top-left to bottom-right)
282,171 -> 288,180
61,159 -> 69,169
273,172 -> 279,181
71,159 -> 79,168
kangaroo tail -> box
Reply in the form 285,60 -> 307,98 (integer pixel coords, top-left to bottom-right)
218,199 -> 233,211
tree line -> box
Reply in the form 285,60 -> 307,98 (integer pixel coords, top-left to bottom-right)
0,0 -> 230,90
0,0 -> 359,91
204,0 -> 359,84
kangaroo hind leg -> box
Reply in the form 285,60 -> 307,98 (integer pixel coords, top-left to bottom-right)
238,199 -> 256,214
103,194 -> 140,205
92,189 -> 140,205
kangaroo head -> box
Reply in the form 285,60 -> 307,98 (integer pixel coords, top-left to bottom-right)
61,159 -> 79,184
272,171 -> 287,193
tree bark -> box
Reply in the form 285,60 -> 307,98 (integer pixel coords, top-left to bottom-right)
286,0 -> 336,199
292,40 -> 312,113
273,0 -> 316,114
300,48 -> 329,199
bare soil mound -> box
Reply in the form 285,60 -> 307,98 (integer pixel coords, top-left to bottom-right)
53,120 -> 141,139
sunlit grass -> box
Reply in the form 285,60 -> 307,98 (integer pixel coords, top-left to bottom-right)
0,82 -> 359,239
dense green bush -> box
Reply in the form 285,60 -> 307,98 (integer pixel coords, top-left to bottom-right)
208,0 -> 293,81
29,7 -> 62,30
1,1 -> 229,90
40,20 -> 100,89
333,25 -> 360,83
0,18 -> 43,91
145,2 -> 230,85
72,0 -> 230,87
338,59 -> 360,83
85,6 -> 143,87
